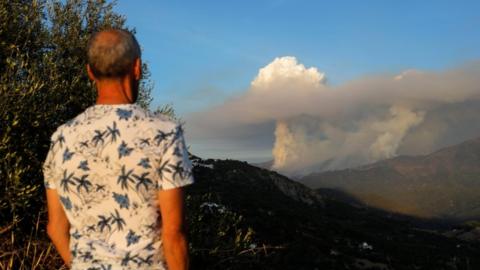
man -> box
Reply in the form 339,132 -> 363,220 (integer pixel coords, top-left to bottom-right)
43,29 -> 194,270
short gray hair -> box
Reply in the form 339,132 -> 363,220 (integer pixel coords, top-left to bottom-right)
87,29 -> 141,78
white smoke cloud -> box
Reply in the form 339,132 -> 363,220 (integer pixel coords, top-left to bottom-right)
251,56 -> 326,91
368,105 -> 425,160
186,56 -> 480,175
271,120 -> 297,169
271,105 -> 425,174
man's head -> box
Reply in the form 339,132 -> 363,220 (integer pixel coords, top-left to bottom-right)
87,29 -> 142,103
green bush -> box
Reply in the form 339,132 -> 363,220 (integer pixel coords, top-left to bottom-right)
0,1 -> 152,267
0,1 -> 265,269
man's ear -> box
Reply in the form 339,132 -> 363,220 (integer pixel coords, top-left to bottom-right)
87,64 -> 96,81
133,58 -> 142,80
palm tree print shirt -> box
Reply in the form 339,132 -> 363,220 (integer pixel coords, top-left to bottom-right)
43,104 -> 194,270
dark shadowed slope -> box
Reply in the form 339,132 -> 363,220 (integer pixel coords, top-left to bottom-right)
299,136 -> 480,219
186,155 -> 480,269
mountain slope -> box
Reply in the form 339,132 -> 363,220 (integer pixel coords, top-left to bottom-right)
186,155 -> 480,269
299,137 -> 480,219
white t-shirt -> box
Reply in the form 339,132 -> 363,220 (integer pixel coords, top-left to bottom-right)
43,103 -> 194,270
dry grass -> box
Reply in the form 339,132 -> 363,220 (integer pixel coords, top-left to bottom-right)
0,214 -> 65,270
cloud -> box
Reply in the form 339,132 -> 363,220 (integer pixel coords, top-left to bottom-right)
368,105 -> 425,160
185,56 -> 480,175
251,56 -> 326,90
270,105 -> 425,174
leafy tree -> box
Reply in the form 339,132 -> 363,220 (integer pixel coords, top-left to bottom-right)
0,1 -> 153,267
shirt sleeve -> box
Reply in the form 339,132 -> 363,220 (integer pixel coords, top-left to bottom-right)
156,124 -> 194,190
43,140 -> 57,189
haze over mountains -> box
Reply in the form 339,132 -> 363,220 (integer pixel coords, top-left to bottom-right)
298,136 -> 480,220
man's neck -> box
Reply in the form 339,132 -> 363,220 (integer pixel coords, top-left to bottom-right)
96,95 -> 133,105
95,77 -> 135,105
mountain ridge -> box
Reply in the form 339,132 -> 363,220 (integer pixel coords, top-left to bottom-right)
299,135 -> 480,219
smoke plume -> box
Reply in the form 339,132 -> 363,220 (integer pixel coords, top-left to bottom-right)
186,57 -> 480,175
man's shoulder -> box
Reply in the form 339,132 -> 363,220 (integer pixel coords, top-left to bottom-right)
48,105 -> 181,142
143,112 -> 181,133
119,105 -> 181,136
49,118 -> 77,142
49,108 -> 91,140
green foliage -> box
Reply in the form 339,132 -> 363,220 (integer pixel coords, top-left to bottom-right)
0,0 -> 153,263
154,103 -> 177,120
186,192 -> 255,254
1,0 -> 279,269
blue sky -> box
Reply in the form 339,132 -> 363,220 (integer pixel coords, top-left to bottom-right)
114,1 -> 480,163
116,0 -> 480,115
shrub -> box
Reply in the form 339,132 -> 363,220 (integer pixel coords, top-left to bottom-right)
0,1 -> 152,268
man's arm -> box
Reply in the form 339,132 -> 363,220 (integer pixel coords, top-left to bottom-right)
46,189 -> 71,267
157,187 -> 189,270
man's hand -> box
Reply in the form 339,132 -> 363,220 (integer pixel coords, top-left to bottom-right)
158,187 -> 189,270
46,189 -> 71,267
